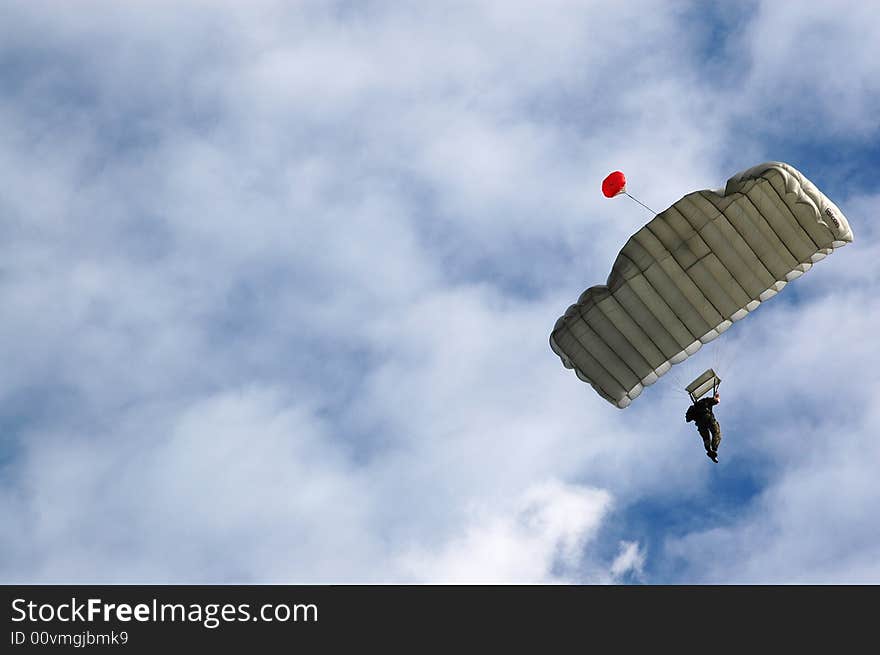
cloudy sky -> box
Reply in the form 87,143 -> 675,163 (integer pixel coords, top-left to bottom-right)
1,0 -> 878,584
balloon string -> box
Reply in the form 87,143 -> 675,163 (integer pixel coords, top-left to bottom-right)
624,192 -> 656,214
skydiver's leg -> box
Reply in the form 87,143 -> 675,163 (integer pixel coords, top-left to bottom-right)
710,420 -> 722,453
698,425 -> 718,462
697,425 -> 712,453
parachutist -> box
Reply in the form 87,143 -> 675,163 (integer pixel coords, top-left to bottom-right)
686,393 -> 722,463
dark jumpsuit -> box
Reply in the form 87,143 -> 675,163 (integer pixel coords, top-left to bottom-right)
687,397 -> 721,453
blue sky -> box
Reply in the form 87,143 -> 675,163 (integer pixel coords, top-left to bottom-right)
1,0 -> 878,584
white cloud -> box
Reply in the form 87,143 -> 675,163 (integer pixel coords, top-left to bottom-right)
397,480 -> 617,584
733,0 -> 880,137
609,541 -> 645,582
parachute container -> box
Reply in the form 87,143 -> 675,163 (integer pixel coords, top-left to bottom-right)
685,369 -> 721,404
551,161 -> 854,408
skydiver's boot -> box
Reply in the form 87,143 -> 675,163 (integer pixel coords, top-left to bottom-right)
707,450 -> 718,463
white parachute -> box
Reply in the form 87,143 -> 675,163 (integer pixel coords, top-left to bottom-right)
550,162 -> 854,408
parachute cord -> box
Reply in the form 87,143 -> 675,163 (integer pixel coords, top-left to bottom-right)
624,192 -> 656,215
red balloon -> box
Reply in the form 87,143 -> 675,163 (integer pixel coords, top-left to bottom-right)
602,171 -> 626,198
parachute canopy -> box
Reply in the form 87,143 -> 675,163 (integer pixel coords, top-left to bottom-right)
602,171 -> 627,198
550,161 -> 854,408
685,369 -> 721,403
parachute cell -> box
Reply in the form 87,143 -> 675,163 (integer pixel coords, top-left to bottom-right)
550,161 -> 854,408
